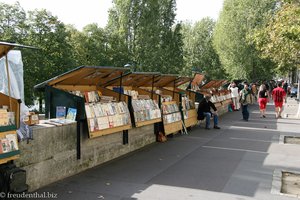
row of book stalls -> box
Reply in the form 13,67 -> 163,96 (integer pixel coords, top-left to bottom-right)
0,41 -> 232,191
34,66 -> 199,139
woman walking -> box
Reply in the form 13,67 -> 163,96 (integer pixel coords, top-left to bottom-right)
257,84 -> 268,118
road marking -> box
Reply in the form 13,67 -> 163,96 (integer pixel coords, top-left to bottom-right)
230,137 -> 272,143
202,145 -> 268,154
229,126 -> 280,132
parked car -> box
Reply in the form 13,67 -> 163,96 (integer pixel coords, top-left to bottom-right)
290,86 -> 298,98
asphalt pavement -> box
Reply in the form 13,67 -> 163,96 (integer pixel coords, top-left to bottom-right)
34,98 -> 300,200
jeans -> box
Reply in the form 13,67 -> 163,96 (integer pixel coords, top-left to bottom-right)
241,104 -> 249,120
203,112 -> 218,128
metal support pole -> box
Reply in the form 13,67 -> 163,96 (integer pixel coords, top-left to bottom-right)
119,72 -> 123,101
5,53 -> 13,111
151,75 -> 155,99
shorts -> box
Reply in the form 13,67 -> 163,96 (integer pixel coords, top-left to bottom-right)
258,98 -> 267,109
274,101 -> 283,108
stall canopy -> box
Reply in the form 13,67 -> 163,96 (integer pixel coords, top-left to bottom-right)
0,41 -> 36,59
103,72 -> 192,89
103,72 -> 161,87
200,79 -> 228,90
191,73 -> 205,87
34,66 -> 130,91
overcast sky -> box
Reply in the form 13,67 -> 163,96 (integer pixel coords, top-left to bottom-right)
1,0 -> 224,30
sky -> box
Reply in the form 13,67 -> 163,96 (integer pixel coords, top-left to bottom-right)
1,0 -> 224,30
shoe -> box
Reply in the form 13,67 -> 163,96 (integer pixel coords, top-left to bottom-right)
243,119 -> 248,121
214,126 -> 221,129
263,115 -> 266,118
205,127 -> 210,130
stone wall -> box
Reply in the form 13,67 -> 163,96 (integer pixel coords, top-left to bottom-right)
15,124 -> 156,191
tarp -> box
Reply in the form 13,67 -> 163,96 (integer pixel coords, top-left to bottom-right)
0,50 -> 24,102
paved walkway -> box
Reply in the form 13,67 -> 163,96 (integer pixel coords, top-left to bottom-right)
35,98 -> 300,200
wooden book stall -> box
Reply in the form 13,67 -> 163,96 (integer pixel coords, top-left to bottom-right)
104,72 -> 162,128
35,66 -> 133,139
0,42 -> 35,164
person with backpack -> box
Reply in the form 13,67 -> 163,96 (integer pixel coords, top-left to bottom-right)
239,83 -> 254,121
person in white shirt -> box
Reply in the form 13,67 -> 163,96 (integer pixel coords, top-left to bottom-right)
228,82 -> 240,111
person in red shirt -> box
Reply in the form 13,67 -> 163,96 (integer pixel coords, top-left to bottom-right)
272,82 -> 286,118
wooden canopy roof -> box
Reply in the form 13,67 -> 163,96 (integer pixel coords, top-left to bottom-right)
104,72 -> 161,87
34,66 -> 129,90
0,41 -> 37,59
200,79 -> 228,90
104,72 -> 192,88
191,73 -> 205,87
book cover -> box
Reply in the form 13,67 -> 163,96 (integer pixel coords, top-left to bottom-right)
6,134 -> 18,151
85,104 -> 92,118
56,106 -> 66,119
1,138 -> 10,153
0,139 -> 3,153
66,108 -> 77,121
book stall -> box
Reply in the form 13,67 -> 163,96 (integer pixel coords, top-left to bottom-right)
195,79 -> 231,114
103,72 -> 162,128
155,75 -> 197,130
35,66 -> 132,139
0,42 -> 37,165
141,74 -> 185,136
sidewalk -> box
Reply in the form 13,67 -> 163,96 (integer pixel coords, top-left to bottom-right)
34,99 -> 300,200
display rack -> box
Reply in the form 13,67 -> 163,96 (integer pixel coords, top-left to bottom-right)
103,72 -> 163,128
161,100 -> 182,135
0,125 -> 20,165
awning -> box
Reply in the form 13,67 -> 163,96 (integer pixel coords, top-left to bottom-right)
191,73 -> 205,87
200,79 -> 228,90
103,72 -> 161,87
0,41 -> 37,59
34,66 -> 129,91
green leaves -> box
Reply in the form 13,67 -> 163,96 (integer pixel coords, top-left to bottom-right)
213,0 -> 277,81
252,1 -> 300,71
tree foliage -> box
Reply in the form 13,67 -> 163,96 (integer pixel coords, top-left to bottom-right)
252,1 -> 300,71
213,0 -> 278,81
108,0 -> 183,73
181,18 -> 226,79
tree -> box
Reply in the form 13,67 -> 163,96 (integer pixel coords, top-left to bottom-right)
0,2 -> 28,43
213,0 -> 278,81
252,1 -> 300,72
181,18 -> 226,79
22,9 -> 75,105
68,23 -> 110,66
107,0 -> 183,73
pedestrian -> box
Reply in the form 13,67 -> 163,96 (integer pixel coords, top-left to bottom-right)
239,83 -> 253,121
228,82 -> 240,111
251,82 -> 258,101
197,94 -> 221,130
272,82 -> 286,118
257,84 -> 268,118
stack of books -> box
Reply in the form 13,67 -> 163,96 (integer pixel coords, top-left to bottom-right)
161,95 -> 172,102
163,112 -> 181,124
181,96 -> 195,110
0,133 -> 18,153
0,106 -> 15,127
85,101 -> 131,132
161,102 -> 181,124
162,104 -> 179,115
131,99 -> 161,122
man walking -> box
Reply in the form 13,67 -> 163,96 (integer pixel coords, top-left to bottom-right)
272,82 -> 286,118
239,83 -> 253,121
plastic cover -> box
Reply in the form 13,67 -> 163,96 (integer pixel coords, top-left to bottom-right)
0,50 -> 24,102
